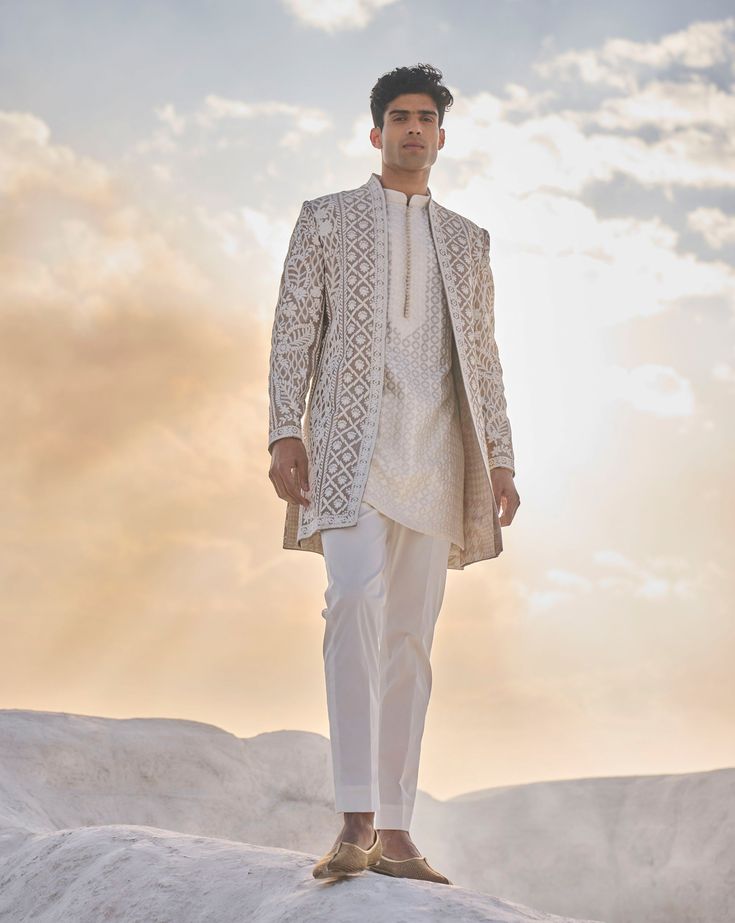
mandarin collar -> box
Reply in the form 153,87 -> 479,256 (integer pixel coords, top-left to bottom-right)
371,172 -> 431,208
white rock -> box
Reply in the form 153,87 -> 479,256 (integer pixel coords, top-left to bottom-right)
2,708 -> 727,922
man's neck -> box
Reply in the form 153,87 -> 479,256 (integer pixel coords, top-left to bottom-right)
378,167 -> 430,201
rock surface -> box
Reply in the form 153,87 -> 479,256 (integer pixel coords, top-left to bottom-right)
0,708 -> 729,922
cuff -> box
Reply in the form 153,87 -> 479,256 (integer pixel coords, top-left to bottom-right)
489,457 -> 515,477
268,425 -> 303,454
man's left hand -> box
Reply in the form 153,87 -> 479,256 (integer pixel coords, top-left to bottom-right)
490,467 -> 520,526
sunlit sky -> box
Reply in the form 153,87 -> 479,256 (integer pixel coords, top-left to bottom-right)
1,0 -> 733,801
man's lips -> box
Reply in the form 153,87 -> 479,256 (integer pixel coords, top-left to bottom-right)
403,143 -> 424,149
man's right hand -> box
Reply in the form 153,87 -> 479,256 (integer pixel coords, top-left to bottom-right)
268,437 -> 311,508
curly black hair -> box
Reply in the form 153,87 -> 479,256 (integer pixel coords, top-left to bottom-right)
370,63 -> 454,130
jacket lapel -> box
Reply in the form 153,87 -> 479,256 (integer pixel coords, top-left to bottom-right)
426,197 -> 479,384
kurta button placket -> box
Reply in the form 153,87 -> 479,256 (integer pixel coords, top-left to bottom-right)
404,203 -> 411,318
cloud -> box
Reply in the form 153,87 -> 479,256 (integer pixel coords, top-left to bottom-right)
0,107 -> 310,718
334,18 -> 735,333
547,569 -> 593,590
138,96 -> 332,156
603,364 -> 695,417
0,109 -> 262,483
0,111 -> 113,203
194,202 -> 297,286
523,550 -> 700,614
430,88 -> 735,194
590,78 -> 735,132
280,0 -> 399,33
712,361 -> 735,383
688,207 -> 735,249
535,17 -> 735,91
198,95 -> 332,136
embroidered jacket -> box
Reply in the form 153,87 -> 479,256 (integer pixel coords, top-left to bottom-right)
267,172 -> 515,569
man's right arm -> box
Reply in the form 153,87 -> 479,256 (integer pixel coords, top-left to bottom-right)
267,198 -> 326,454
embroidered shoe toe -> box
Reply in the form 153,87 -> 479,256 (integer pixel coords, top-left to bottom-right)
369,853 -> 452,885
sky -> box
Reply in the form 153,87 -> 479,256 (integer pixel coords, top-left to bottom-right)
0,0 -> 733,801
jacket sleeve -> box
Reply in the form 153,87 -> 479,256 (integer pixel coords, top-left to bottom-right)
478,228 -> 516,477
267,199 -> 326,454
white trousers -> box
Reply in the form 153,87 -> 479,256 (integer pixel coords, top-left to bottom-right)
320,500 -> 451,831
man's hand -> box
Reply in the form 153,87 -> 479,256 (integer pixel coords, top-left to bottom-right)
269,437 -> 311,508
490,467 -> 520,526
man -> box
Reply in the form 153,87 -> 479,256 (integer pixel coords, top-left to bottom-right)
267,63 -> 520,885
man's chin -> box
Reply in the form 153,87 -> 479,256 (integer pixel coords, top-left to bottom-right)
398,155 -> 429,168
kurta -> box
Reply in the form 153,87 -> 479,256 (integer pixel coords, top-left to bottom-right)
361,182 -> 465,549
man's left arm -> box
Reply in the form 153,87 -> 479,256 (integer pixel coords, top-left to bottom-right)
477,228 -> 515,477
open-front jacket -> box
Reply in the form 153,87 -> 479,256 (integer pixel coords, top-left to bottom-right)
267,172 -> 515,570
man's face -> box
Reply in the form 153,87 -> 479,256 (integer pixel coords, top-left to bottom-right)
371,92 -> 444,172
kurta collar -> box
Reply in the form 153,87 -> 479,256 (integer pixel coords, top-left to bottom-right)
369,172 -> 432,208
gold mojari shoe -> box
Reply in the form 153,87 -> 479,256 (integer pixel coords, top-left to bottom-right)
369,853 -> 452,885
312,829 -> 382,880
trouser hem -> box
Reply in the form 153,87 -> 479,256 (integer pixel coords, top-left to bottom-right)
374,803 -> 413,831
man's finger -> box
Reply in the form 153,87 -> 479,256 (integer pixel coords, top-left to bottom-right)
296,461 -> 310,496
280,464 -> 302,506
271,469 -> 290,503
284,461 -> 309,507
